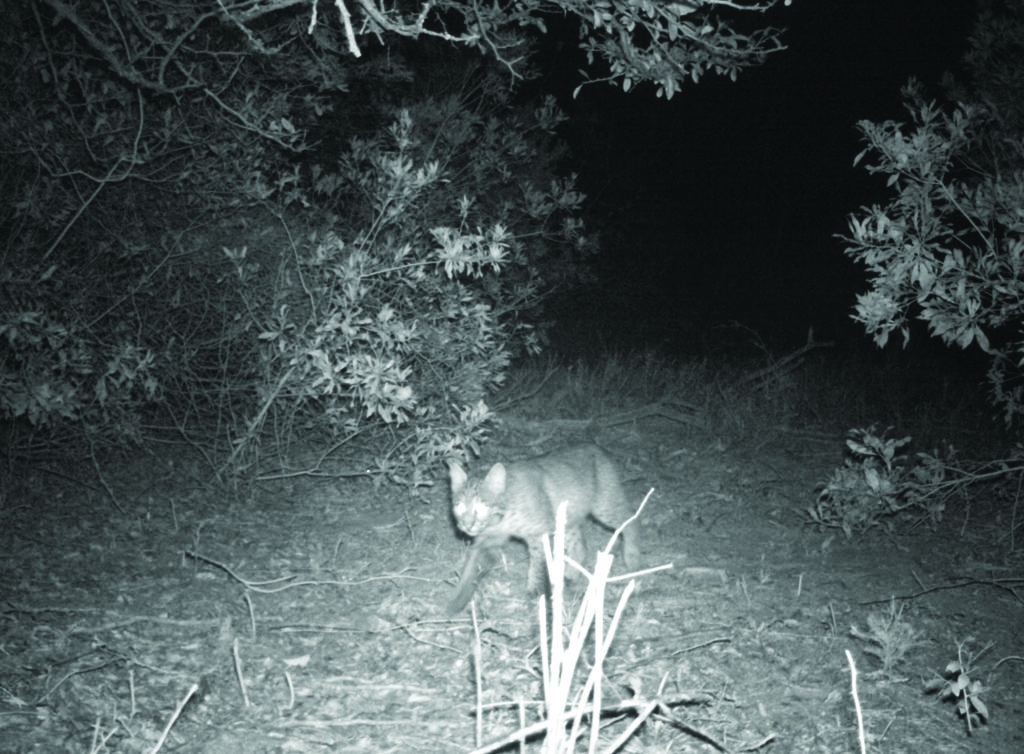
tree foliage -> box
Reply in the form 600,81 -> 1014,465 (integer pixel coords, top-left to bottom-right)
843,2 -> 1024,424
1,0 -> 785,480
34,0 -> 785,100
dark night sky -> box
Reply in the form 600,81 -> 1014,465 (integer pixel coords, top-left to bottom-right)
546,0 -> 980,353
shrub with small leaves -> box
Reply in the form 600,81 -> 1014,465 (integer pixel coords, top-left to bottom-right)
925,638 -> 991,734
222,90 -> 593,483
1,249 -> 161,449
1,24 -> 592,479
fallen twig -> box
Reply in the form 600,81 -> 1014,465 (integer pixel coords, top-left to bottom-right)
466,693 -> 719,754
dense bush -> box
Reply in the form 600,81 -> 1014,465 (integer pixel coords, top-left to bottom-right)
1,1 -> 781,481
0,16 -> 590,482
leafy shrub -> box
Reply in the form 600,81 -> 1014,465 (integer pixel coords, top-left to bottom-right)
1,0 -> 592,482
809,427 -> 949,537
215,80 -> 594,482
0,236 -> 162,447
844,6 -> 1024,424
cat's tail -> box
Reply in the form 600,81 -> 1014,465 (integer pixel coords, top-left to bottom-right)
445,544 -> 493,615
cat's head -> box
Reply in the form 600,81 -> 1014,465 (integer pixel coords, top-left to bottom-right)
450,460 -> 507,536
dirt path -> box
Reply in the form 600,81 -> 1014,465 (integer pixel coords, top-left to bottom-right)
1,435 -> 1021,752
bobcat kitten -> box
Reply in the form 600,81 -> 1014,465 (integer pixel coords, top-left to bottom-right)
446,444 -> 639,614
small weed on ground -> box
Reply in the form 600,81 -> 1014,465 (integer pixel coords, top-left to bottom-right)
849,598 -> 924,680
925,637 -> 992,734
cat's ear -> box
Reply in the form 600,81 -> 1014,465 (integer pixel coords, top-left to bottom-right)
482,462 -> 507,495
449,461 -> 468,492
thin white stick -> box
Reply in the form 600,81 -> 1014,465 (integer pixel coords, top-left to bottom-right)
282,670 -> 295,711
244,592 -> 256,639
538,590 -> 551,740
472,600 -> 483,749
334,0 -> 362,57
233,638 -> 250,708
542,502 -> 570,752
846,649 -> 867,754
149,683 -> 198,754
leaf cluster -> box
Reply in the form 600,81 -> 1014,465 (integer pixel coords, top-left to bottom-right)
809,426 -> 950,538
843,5 -> 1024,424
30,0 -> 784,103
1,0 -> 783,476
925,638 -> 991,734
577,0 -> 787,98
1,3 -> 594,481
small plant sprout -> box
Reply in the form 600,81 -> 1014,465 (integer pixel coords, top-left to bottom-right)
925,637 -> 991,734
849,598 -> 923,679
